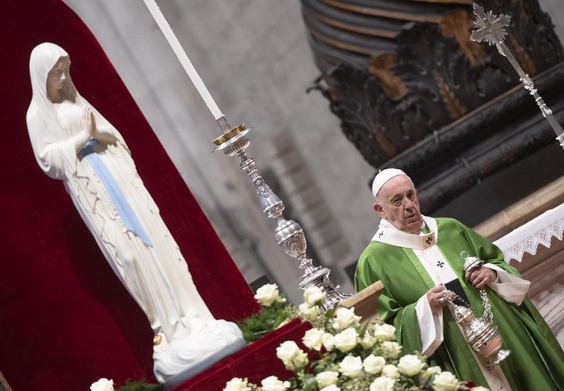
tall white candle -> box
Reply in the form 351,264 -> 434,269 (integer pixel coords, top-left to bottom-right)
143,0 -> 224,120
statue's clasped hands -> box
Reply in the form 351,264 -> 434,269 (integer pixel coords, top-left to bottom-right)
82,106 -> 97,137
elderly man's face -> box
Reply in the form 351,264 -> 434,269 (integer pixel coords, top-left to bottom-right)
373,175 -> 423,234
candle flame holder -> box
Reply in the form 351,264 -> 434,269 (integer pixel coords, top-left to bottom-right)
212,117 -> 351,309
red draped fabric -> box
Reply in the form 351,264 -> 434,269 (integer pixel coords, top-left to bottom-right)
0,1 -> 267,389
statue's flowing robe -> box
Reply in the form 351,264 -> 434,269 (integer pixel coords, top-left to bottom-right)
26,42 -> 246,385
355,217 -> 564,390
26,43 -> 215,343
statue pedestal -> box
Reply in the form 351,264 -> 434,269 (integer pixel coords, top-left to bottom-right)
154,320 -> 247,388
170,319 -> 312,391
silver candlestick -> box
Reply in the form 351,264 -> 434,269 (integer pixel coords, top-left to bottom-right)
470,2 -> 564,149
212,117 -> 351,309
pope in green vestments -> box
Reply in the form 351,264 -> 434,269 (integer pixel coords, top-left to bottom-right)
354,169 -> 564,391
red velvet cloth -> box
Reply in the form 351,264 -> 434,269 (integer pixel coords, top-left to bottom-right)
171,319 -> 313,391
0,1 -> 261,389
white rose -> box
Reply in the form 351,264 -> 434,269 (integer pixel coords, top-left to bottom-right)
302,328 -> 325,351
321,332 -> 335,351
90,378 -> 115,391
260,375 -> 290,391
381,341 -> 402,359
276,341 -> 308,371
332,307 -> 361,330
276,340 -> 300,362
381,364 -> 399,379
397,354 -> 425,376
363,354 -> 386,374
422,366 -> 442,380
320,385 -> 341,391
254,283 -> 285,307
339,355 -> 363,377
292,352 -> 309,371
223,377 -> 251,391
316,371 -> 339,388
360,331 -> 376,349
333,327 -> 360,353
470,387 -> 490,391
303,286 -> 326,306
369,376 -> 395,391
298,302 -> 319,317
372,323 -> 396,341
432,371 -> 460,391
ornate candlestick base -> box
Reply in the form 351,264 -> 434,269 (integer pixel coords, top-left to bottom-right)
213,118 -> 351,309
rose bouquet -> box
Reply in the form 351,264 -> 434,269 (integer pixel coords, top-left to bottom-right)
230,284 -> 489,391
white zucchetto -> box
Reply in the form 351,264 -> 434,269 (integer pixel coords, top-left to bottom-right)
371,168 -> 407,198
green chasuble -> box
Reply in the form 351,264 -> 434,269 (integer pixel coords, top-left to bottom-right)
355,217 -> 564,390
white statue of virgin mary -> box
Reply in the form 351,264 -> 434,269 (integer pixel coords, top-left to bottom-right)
26,42 -> 245,386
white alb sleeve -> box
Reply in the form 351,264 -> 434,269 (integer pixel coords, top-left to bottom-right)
415,295 -> 443,356
483,264 -> 530,305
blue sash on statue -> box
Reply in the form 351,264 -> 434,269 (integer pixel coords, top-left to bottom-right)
80,139 -> 153,247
